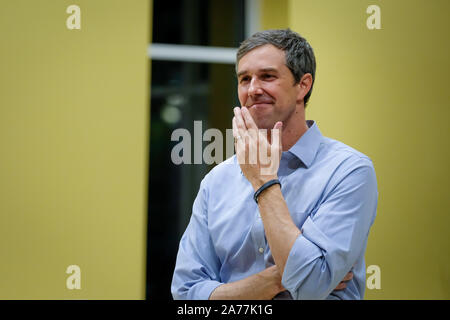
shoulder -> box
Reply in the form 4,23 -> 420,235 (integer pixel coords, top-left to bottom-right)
316,137 -> 377,194
319,137 -> 375,171
199,155 -> 241,189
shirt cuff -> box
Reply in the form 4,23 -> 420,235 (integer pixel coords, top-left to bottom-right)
281,216 -> 324,297
189,280 -> 223,300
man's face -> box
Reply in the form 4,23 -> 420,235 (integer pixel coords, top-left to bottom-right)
237,44 -> 301,130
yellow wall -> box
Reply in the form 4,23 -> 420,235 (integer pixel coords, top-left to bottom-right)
262,0 -> 450,299
0,0 -> 151,299
261,0 -> 288,30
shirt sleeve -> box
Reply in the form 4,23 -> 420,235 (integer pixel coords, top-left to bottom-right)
281,158 -> 378,300
171,176 -> 223,300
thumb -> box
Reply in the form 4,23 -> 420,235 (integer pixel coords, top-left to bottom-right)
273,121 -> 283,147
273,121 -> 283,130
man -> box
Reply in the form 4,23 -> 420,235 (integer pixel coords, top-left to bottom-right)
171,29 -> 378,300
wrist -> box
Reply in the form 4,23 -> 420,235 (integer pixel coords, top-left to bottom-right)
251,175 -> 278,191
253,178 -> 281,204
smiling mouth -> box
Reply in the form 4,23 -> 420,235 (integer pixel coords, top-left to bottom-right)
248,102 -> 273,108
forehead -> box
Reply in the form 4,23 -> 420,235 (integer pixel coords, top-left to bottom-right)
237,44 -> 287,74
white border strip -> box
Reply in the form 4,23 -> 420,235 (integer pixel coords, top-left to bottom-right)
148,43 -> 237,64
245,0 -> 261,38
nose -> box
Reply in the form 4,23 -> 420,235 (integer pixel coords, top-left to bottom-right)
248,77 -> 264,96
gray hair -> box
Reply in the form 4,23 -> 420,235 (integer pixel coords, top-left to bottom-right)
236,29 -> 316,107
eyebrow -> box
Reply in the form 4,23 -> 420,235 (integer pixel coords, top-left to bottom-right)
237,67 -> 279,78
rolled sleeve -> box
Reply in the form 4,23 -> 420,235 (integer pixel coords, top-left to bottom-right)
184,280 -> 223,300
282,227 -> 323,292
281,162 -> 378,300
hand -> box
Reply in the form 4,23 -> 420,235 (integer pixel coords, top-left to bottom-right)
258,265 -> 286,297
210,264 -> 286,300
333,271 -> 354,291
232,106 -> 283,190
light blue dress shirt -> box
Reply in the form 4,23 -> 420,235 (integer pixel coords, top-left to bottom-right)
171,120 -> 378,300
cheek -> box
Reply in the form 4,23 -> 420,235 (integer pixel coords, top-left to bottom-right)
238,88 -> 247,105
273,84 -> 296,103
261,83 -> 280,99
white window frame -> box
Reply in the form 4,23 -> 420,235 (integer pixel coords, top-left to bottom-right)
147,0 -> 260,65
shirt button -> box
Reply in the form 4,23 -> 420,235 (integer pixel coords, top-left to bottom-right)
258,247 -> 264,254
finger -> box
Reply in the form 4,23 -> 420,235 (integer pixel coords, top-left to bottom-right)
241,107 -> 259,145
343,271 -> 353,282
241,106 -> 258,133
233,117 -> 246,164
334,282 -> 347,291
232,117 -> 242,146
273,121 -> 283,148
264,121 -> 282,161
273,121 -> 283,130
234,107 -> 250,147
232,116 -> 239,139
233,107 -> 247,132
232,117 -> 244,147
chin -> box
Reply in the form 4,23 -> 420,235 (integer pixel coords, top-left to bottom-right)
254,118 -> 277,130
249,111 -> 275,130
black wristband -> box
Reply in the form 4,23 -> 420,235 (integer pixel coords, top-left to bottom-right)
253,179 -> 281,204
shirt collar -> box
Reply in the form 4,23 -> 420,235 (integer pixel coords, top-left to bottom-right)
288,120 -> 323,168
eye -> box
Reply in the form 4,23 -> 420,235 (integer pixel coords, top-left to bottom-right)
262,73 -> 275,80
239,76 -> 250,83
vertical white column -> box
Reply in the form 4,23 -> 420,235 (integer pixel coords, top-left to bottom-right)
245,0 -> 261,38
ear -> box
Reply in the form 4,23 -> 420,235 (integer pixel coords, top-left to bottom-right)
296,73 -> 313,103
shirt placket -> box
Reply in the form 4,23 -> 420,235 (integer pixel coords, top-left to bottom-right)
250,210 -> 266,268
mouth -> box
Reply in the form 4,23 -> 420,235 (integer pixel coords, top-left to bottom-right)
248,101 -> 273,109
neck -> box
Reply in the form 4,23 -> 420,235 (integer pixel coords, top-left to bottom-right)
268,105 -> 308,151
281,121 -> 309,151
